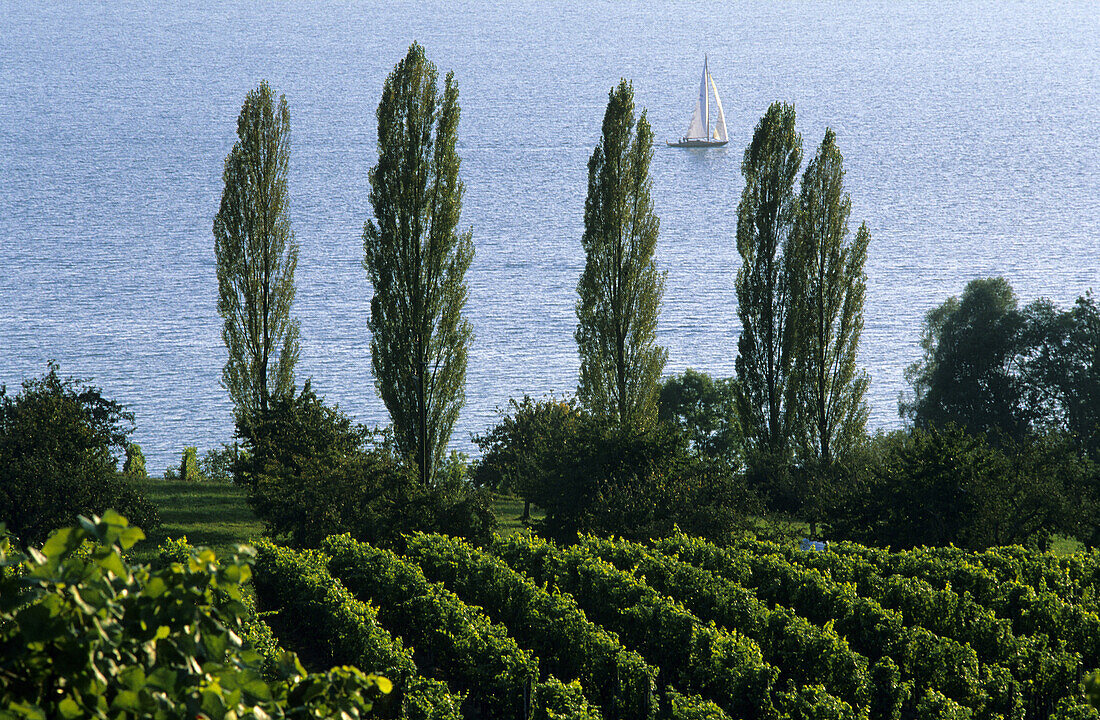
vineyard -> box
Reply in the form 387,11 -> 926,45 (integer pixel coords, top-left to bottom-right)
251,532 -> 1100,720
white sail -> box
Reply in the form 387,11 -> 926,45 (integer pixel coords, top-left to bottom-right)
685,63 -> 708,139
709,73 -> 728,142
671,56 -> 729,147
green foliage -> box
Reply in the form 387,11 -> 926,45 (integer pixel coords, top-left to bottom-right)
0,511 -> 388,720
405,532 -> 664,720
902,277 -> 1029,438
787,128 -> 871,466
830,426 -> 1084,550
1022,292 -> 1100,454
243,383 -> 495,548
576,79 -> 667,430
491,533 -> 779,720
214,79 -> 300,429
473,398 -> 751,543
655,532 -> 1024,719
323,534 -> 601,720
251,540 -> 463,720
735,101 -> 802,463
201,444 -> 237,484
657,369 -> 743,469
364,42 -> 473,487
179,445 -> 201,482
471,395 -> 583,507
122,442 -> 146,479
581,533 -> 876,714
0,363 -> 159,545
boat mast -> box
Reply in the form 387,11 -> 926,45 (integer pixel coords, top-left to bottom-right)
704,55 -> 710,139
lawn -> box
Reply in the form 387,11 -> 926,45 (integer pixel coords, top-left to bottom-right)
131,478 -> 540,561
131,477 -> 264,562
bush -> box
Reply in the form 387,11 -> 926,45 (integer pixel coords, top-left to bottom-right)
243,383 -> 496,548
180,445 -> 202,481
0,511 -> 390,719
201,443 -> 237,483
475,396 -> 757,543
122,442 -> 146,478
827,426 -> 1084,549
0,363 -> 159,545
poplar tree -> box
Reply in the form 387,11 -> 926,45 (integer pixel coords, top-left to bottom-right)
734,102 -> 802,459
788,129 -> 870,463
364,43 -> 473,487
214,80 -> 300,429
575,80 -> 667,429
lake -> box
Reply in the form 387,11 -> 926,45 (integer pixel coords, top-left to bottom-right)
1,0 -> 1097,472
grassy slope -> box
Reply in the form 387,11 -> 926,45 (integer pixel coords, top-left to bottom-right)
131,477 -> 264,561
132,479 -> 538,560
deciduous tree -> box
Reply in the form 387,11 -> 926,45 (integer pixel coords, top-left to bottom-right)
214,80 -> 300,429
575,80 -> 667,429
735,102 -> 802,463
364,43 -> 473,487
901,276 -> 1029,439
787,128 -> 870,464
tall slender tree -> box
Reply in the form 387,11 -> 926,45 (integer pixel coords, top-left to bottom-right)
364,43 -> 473,487
734,102 -> 802,459
575,80 -> 667,429
788,128 -> 870,463
214,80 -> 300,429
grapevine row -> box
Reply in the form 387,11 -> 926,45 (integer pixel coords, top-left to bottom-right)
489,533 -> 862,720
825,541 -> 1100,670
403,532 -> 729,720
578,534 -> 896,717
252,540 -> 464,720
320,534 -> 601,720
748,540 -> 1081,719
654,533 -> 1022,720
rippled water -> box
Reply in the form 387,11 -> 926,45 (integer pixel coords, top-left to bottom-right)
1,1 -> 1097,472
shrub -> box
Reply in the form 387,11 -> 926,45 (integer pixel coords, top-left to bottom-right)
0,511 -> 390,719
201,443 -> 237,483
180,445 -> 202,481
243,383 -> 496,547
0,363 -> 159,545
122,442 -> 146,478
475,396 -> 756,543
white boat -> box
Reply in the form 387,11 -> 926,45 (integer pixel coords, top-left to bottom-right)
667,56 -> 729,148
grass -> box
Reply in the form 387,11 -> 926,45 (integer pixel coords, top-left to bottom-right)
490,494 -> 544,536
131,479 -> 540,561
131,477 -> 264,562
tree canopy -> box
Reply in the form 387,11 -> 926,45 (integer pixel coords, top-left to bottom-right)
787,128 -> 870,464
214,80 -> 300,429
735,101 -> 802,461
576,79 -> 667,430
364,42 -> 473,486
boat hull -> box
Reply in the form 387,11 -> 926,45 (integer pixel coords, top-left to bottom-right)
666,139 -> 728,148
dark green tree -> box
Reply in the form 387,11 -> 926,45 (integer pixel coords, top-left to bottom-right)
0,364 -> 159,545
471,396 -> 582,521
657,369 -> 742,469
575,80 -> 667,429
901,277 -> 1029,439
734,102 -> 802,462
364,42 -> 473,487
788,128 -> 870,464
214,80 -> 300,430
1022,292 -> 1100,454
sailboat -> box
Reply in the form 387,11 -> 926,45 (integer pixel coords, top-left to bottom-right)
667,56 -> 729,148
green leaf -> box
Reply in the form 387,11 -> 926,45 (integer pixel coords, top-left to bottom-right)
57,697 -> 82,719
